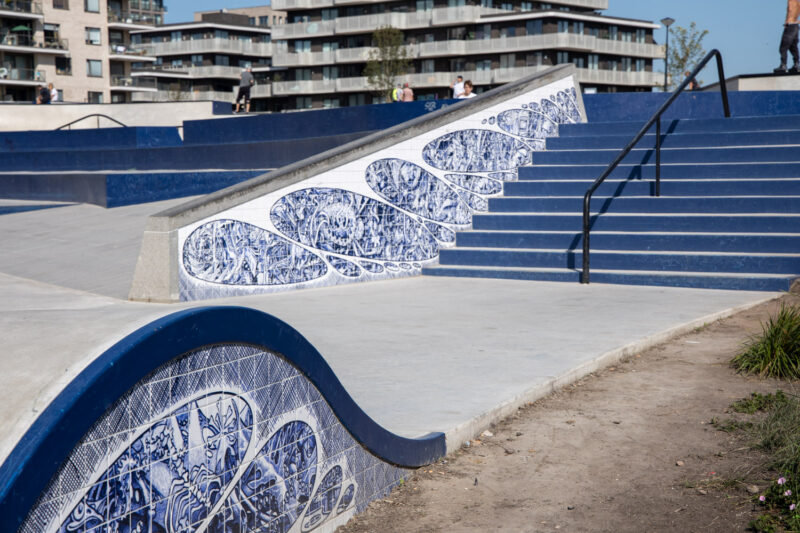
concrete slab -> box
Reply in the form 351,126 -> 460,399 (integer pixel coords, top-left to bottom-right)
0,269 -> 777,465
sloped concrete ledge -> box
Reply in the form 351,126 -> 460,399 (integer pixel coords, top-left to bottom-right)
129,64 -> 580,302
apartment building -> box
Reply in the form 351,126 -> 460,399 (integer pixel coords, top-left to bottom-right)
0,0 -> 161,104
269,0 -> 664,110
131,9 -> 285,108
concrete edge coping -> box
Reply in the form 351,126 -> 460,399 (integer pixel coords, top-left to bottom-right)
145,64 -> 579,233
442,291 -> 783,455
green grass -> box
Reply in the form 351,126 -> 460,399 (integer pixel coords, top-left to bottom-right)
731,304 -> 800,380
710,417 -> 753,433
731,391 -> 789,414
755,394 -> 800,487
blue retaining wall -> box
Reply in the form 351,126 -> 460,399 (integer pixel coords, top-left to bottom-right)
0,127 -> 182,152
183,99 -> 456,145
1,307 -> 445,532
583,91 -> 800,122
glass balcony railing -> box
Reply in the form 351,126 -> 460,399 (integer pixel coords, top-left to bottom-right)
0,0 -> 42,15
0,66 -> 45,82
109,43 -> 151,56
111,75 -> 156,89
108,11 -> 158,25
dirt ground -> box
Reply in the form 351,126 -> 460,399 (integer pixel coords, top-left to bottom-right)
337,292 -> 800,533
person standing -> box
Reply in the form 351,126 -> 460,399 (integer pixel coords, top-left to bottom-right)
457,80 -> 476,99
36,84 -> 50,104
775,0 -> 800,73
234,67 -> 254,113
401,82 -> 414,102
450,75 -> 464,98
391,84 -> 402,102
48,83 -> 58,103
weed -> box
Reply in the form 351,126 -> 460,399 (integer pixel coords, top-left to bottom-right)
710,417 -> 753,433
731,391 -> 789,414
749,513 -> 780,533
732,304 -> 800,379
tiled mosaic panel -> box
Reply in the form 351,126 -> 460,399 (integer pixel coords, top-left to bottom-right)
178,83 -> 583,301
21,344 -> 411,533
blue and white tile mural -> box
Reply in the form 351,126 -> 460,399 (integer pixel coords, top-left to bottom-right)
21,344 -> 409,533
178,77 -> 584,301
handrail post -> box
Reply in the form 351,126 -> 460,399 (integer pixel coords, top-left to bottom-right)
655,116 -> 661,197
715,50 -> 731,118
581,193 -> 591,284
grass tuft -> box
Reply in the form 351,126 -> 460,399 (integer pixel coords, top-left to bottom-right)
731,304 -> 800,380
730,391 -> 788,414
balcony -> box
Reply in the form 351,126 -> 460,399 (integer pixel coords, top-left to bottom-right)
272,50 -> 336,67
576,68 -> 662,86
272,78 -> 337,95
0,0 -> 43,19
558,0 -> 608,9
110,75 -> 157,91
137,65 -> 256,80
0,66 -> 45,86
140,38 -> 273,57
593,38 -> 664,59
271,19 -> 335,39
251,84 -> 272,98
108,12 -> 156,30
0,33 -> 69,55
109,43 -> 157,62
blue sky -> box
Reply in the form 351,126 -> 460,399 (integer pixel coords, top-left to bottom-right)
167,0 -> 785,78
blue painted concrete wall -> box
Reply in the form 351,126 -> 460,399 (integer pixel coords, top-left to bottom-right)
583,91 -> 800,122
0,127 -> 182,152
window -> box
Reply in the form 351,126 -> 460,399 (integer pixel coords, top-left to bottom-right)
526,52 -> 542,66
171,58 -> 182,67
636,29 -> 646,44
448,0 -> 466,5
296,96 -> 312,109
348,94 -> 366,106
588,54 -> 599,70
476,24 -> 492,40
500,2 -> 513,10
214,30 -> 228,39
416,0 -> 433,11
621,57 -> 632,71
294,40 -> 311,52
540,2 -> 551,8
322,41 -> 338,52
84,0 -> 99,12
420,59 -> 434,73
608,25 -> 618,40
322,66 -> 338,80
526,19 -> 542,35
557,51 -> 569,64
557,20 -> 569,33
321,8 -> 337,20
480,0 -> 494,6
248,17 -> 256,26
191,54 -> 203,66
589,26 -> 599,38
86,59 -> 102,77
171,30 -> 181,41
572,56 -> 584,68
296,68 -> 311,81
476,59 -> 492,70
573,22 -> 584,34
214,55 -> 229,66
259,16 -> 269,25
85,27 -> 101,45
635,58 -> 645,71
521,2 -> 532,10
87,91 -> 103,103
501,26 -> 515,38
54,0 -> 68,8
621,31 -> 632,42
55,57 -> 71,75
499,53 -> 515,68
322,98 -> 340,108
450,58 -> 465,71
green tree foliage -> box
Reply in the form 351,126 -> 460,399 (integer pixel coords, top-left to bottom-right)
363,26 -> 411,101
667,22 -> 710,89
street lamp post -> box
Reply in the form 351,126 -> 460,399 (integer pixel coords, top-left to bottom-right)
661,17 -> 675,92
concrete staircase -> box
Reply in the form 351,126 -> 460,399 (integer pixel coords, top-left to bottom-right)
423,115 -> 800,291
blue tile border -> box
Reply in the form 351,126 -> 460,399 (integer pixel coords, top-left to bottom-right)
0,306 -> 445,532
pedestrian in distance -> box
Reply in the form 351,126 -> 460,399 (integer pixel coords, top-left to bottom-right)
775,0 -> 800,73
48,82 -> 58,103
36,84 -> 50,104
457,80 -> 476,99
235,66 -> 254,113
684,71 -> 700,90
450,75 -> 464,98
401,82 -> 414,102
391,84 -> 402,102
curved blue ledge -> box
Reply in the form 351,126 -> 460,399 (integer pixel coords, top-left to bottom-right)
0,306 -> 446,531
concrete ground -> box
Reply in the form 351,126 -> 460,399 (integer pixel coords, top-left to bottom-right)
0,197 -> 780,467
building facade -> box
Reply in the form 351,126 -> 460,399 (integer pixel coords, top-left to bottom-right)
268,0 -> 663,110
0,0 -> 161,104
131,8 -> 285,108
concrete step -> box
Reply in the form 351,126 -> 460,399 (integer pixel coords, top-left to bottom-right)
422,265 -> 797,292
455,230 -> 800,254
557,115 -> 800,137
504,179 -> 800,197
472,213 -> 800,232
519,162 -> 800,180
533,146 -> 800,166
489,196 -> 800,214
546,130 -> 800,151
438,247 -> 800,275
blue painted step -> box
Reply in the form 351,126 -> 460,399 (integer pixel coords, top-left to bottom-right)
504,179 -> 800,197
472,213 -> 800,232
519,163 -> 800,180
456,231 -> 800,254
558,115 -> 800,137
438,248 -> 800,274
533,146 -> 800,166
423,265 -> 797,292
490,196 -> 800,213
546,130 -> 800,150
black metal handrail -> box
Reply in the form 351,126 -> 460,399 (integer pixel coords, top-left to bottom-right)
581,49 -> 730,284
55,114 -> 128,130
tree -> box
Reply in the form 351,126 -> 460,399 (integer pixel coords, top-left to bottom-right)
666,22 -> 709,89
363,26 -> 411,101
